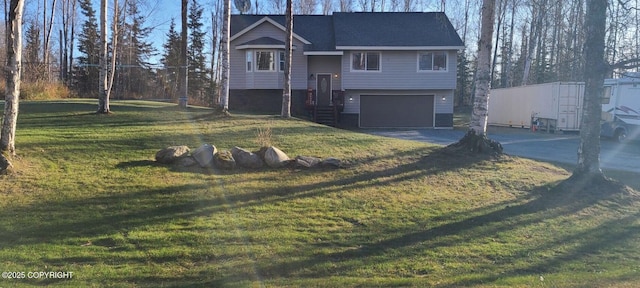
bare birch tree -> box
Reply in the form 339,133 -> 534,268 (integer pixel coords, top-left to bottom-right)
219,0 -> 230,112
281,0 -> 293,118
338,0 -> 352,11
447,0 -> 502,155
43,0 -> 58,81
97,0 -> 110,113
1,0 -> 25,163
60,0 -> 78,84
469,0 -> 496,136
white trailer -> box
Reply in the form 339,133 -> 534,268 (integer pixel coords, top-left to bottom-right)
601,76 -> 640,141
488,82 -> 585,132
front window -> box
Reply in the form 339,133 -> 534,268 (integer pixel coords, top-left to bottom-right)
418,51 -> 447,71
352,52 -> 381,71
246,51 -> 252,71
256,51 -> 275,71
279,51 -> 285,71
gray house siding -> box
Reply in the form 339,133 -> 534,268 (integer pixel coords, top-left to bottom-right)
307,56 -> 342,90
341,50 -> 457,90
229,21 -> 308,90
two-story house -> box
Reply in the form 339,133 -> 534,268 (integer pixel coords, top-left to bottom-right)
230,12 -> 464,128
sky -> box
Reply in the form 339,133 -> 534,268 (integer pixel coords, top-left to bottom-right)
20,0 -> 213,66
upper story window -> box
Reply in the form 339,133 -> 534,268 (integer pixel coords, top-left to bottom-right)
352,52 -> 380,71
256,50 -> 275,71
418,51 -> 447,71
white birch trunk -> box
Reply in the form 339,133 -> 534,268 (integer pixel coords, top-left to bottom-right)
97,0 -> 110,113
281,0 -> 293,118
1,0 -> 25,156
469,0 -> 496,135
107,0 -> 118,99
219,0 -> 230,111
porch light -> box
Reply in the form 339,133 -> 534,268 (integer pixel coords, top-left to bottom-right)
348,96 -> 353,102
441,96 -> 446,101
334,74 -> 339,78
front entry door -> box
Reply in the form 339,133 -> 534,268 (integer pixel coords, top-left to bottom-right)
316,74 -> 332,106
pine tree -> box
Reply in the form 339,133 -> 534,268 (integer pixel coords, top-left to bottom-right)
76,0 -> 100,96
119,1 -> 156,98
188,0 -> 211,105
24,21 -> 44,82
161,18 -> 181,100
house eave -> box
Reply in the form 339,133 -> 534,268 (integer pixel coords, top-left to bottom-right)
336,46 -> 465,51
230,16 -> 312,45
303,51 -> 344,56
236,45 -> 297,50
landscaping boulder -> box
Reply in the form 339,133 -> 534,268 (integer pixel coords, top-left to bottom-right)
321,157 -> 342,168
213,150 -> 236,170
155,145 -> 190,164
175,156 -> 197,167
231,146 -> 264,169
262,146 -> 290,168
192,144 -> 217,168
294,156 -> 322,168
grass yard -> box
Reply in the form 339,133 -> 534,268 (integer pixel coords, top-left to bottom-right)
1,100 -> 639,287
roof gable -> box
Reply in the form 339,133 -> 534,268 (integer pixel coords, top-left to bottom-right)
230,16 -> 311,45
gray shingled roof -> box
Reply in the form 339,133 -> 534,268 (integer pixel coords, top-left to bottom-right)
333,12 -> 464,48
230,12 -> 463,51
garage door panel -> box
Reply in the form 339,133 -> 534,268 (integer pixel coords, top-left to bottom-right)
360,95 -> 434,128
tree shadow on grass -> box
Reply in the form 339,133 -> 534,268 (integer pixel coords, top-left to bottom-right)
0,184 -> 224,249
249,171 -> 640,285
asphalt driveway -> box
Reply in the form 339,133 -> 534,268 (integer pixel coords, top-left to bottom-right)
364,127 -> 640,173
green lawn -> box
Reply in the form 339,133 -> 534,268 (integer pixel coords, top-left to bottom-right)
1,100 -> 639,287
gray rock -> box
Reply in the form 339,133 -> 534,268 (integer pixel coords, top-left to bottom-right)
231,147 -> 264,169
175,156 -> 197,167
321,157 -> 342,168
214,150 -> 236,170
192,144 -> 217,168
155,145 -> 190,164
263,146 -> 290,168
294,156 -> 322,168
0,153 -> 13,174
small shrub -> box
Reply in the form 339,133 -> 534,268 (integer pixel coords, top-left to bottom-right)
255,125 -> 274,148
0,81 -> 73,100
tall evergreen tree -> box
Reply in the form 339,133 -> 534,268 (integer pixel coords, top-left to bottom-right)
76,0 -> 100,96
188,0 -> 210,105
161,18 -> 181,100
24,21 -> 44,82
119,0 -> 156,98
